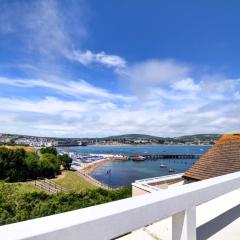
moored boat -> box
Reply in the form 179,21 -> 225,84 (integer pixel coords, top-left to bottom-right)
160,163 -> 167,168
131,155 -> 145,161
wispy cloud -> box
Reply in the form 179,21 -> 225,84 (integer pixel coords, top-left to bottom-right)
121,60 -> 189,84
0,0 -> 124,70
118,60 -> 190,98
0,76 -> 133,101
171,78 -> 200,91
68,50 -> 126,68
0,0 -> 83,57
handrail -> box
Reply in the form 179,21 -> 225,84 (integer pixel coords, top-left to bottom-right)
27,177 -> 66,193
0,171 -> 240,240
77,170 -> 113,190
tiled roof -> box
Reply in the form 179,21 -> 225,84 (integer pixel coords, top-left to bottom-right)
183,134 -> 240,181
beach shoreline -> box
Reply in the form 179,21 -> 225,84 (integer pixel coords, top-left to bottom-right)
83,158 -> 113,175
80,156 -> 128,175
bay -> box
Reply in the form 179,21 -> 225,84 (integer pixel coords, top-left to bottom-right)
60,145 -> 210,188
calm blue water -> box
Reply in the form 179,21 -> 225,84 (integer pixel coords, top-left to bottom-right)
60,145 -> 210,188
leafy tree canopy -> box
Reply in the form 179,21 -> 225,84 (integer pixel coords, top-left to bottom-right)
0,147 -> 61,182
58,154 -> 72,170
40,147 -> 57,156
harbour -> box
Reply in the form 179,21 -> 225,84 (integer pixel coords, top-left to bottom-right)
58,145 -> 210,188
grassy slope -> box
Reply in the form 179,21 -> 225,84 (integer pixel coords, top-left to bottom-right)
53,170 -> 97,192
11,183 -> 43,193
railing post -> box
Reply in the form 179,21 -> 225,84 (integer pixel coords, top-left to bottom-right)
172,206 -> 196,240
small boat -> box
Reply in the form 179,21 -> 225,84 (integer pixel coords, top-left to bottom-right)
160,164 -> 167,168
132,155 -> 145,161
168,168 -> 176,173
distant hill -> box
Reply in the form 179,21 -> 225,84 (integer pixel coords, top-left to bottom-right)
101,133 -> 221,142
1,132 -> 222,142
175,134 -> 221,142
101,134 -> 165,140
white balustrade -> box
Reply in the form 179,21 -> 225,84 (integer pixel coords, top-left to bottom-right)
0,171 -> 240,240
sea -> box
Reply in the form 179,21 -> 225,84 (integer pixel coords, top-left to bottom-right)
59,145 -> 210,188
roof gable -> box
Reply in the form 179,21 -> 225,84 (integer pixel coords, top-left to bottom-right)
183,134 -> 240,181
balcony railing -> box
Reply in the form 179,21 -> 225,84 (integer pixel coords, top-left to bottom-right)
0,171 -> 240,240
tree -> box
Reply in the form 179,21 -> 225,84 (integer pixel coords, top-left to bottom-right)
0,147 -> 27,181
0,147 -> 61,181
25,152 -> 40,179
38,154 -> 61,177
58,154 -> 72,170
40,147 -> 57,156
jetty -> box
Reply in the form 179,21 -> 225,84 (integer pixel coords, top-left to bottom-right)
129,154 -> 201,160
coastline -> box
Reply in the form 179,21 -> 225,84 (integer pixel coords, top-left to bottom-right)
80,156 -> 128,175
83,158 -> 113,175
76,158 -> 124,190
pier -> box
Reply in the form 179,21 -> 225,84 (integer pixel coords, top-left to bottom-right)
129,154 -> 201,160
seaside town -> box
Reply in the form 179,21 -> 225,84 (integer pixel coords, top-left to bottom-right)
0,132 -> 219,178
0,133 -> 219,147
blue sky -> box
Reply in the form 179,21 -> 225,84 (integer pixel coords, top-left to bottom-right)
0,0 -> 240,137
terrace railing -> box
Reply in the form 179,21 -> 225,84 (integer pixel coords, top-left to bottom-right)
1,171 -> 240,240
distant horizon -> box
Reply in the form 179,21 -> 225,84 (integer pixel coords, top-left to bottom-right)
1,1 -> 240,137
0,131 -> 222,139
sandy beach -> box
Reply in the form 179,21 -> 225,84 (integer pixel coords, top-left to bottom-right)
83,158 -> 114,175
82,156 -> 128,174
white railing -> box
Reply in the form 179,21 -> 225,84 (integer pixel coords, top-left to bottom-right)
132,173 -> 184,192
0,171 -> 240,240
135,173 -> 183,183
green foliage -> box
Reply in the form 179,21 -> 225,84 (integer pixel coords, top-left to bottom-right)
25,152 -> 40,179
58,154 -> 72,170
38,154 -> 60,178
0,182 -> 132,226
0,147 -> 27,181
40,147 -> 57,156
0,147 -> 61,182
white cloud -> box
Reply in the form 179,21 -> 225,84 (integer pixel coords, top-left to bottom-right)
0,82 -> 240,138
121,60 -> 189,84
68,50 -> 126,68
1,58 -> 240,137
1,59 -> 240,137
171,78 -> 200,91
118,60 -> 190,98
0,0 -> 84,58
0,77 -> 133,101
0,0 -> 124,71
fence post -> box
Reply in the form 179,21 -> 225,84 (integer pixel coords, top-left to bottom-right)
172,206 -> 196,240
